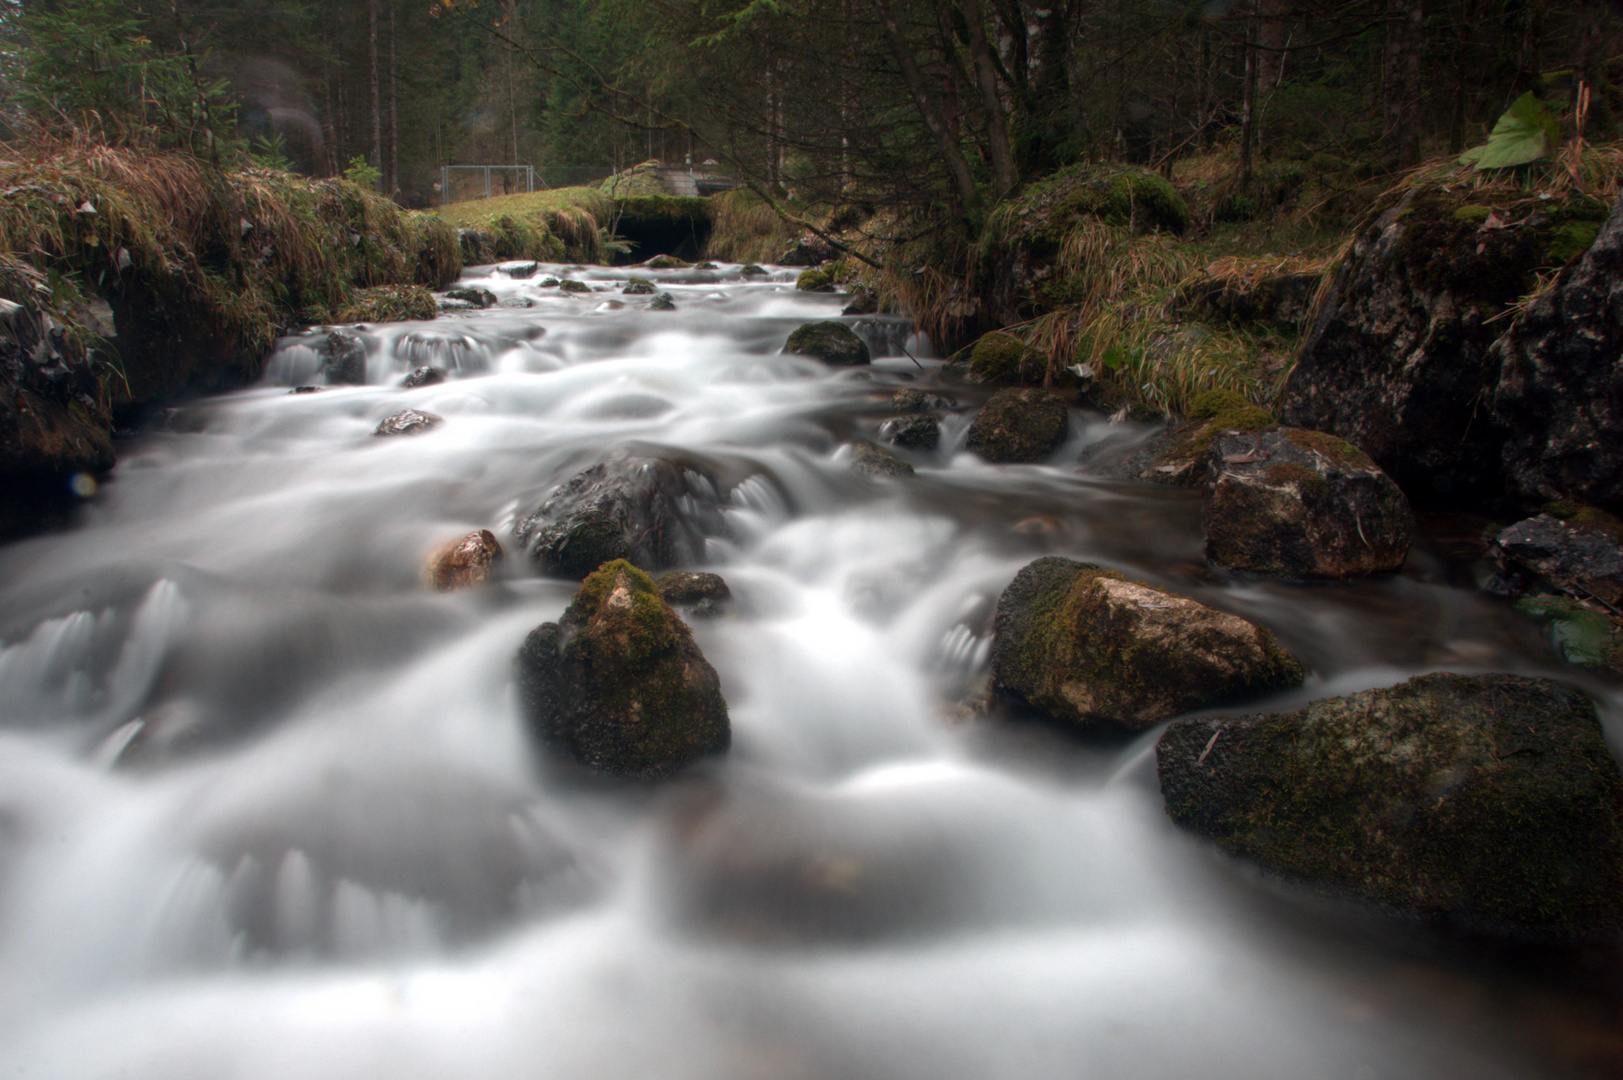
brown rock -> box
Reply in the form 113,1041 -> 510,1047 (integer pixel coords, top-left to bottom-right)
965,387 -> 1069,463
373,409 -> 444,437
428,530 -> 504,591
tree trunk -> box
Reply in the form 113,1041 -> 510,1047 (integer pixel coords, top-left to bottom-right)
1380,0 -> 1424,172
870,0 -> 981,223
959,0 -> 1016,195
369,0 -> 382,186
389,0 -> 399,195
1239,3 -> 1258,183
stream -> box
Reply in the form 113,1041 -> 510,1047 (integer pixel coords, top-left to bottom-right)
0,260 -> 1619,1078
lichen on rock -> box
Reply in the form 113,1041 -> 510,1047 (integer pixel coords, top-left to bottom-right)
1156,672 -> 1623,939
516,560 -> 730,779
991,556 -> 1303,733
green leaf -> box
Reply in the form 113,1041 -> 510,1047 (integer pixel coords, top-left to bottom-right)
1458,92 -> 1564,170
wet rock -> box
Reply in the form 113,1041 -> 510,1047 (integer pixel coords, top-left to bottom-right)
695,262 -> 719,270
648,292 -> 677,311
644,255 -> 691,270
1513,596 -> 1623,671
442,287 -> 498,308
436,297 -> 476,312
1157,672 -> 1623,939
558,279 -> 591,293
290,385 -> 321,394
515,452 -> 730,580
840,289 -> 878,315
1492,193 -> 1623,513
965,387 -> 1068,463
880,413 -> 940,451
655,570 -> 731,617
795,267 -> 834,292
320,329 -> 368,385
850,440 -> 914,477
1203,426 -> 1414,579
991,556 -> 1303,733
516,560 -> 730,779
784,321 -> 869,366
968,331 -> 1047,385
1132,389 -> 1274,487
623,278 -> 656,295
497,296 -> 535,309
372,409 -> 444,437
1280,184 -> 1610,505
779,237 -> 835,267
891,387 -> 952,412
538,276 -> 560,288
502,261 -> 540,278
427,529 -> 504,591
1491,507 -> 1623,606
402,365 -> 446,389
739,264 -> 768,278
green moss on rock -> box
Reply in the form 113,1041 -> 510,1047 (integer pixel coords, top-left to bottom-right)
991,556 -> 1303,733
784,320 -> 870,365
517,560 -> 730,779
796,267 -> 834,292
968,332 -> 1047,385
965,387 -> 1069,463
1157,672 -> 1623,938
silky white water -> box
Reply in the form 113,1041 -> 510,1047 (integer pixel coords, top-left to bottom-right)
0,261 -> 1617,1078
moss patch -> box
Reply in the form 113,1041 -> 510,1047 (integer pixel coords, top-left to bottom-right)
968,331 -> 1047,384
796,267 -> 834,292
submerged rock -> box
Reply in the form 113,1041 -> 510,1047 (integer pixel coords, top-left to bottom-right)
428,529 -> 504,591
739,264 -> 768,278
320,328 -> 368,385
784,321 -> 869,366
516,560 -> 730,779
515,453 -> 730,580
648,292 -> 677,311
849,440 -> 914,477
1203,426 -> 1413,579
965,387 -> 1068,463
442,287 -> 498,308
991,556 -> 1303,733
880,413 -> 940,451
1157,672 -> 1623,939
372,409 -> 444,437
402,365 -> 446,389
623,277 -> 656,295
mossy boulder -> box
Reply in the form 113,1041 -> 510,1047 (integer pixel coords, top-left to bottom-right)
558,279 -> 592,293
1491,193 -> 1623,515
1156,672 -> 1623,938
841,289 -> 879,315
784,320 -> 870,366
648,292 -> 677,311
372,409 -> 444,437
964,387 -> 1068,463
1514,596 -> 1623,672
795,267 -> 834,292
1204,426 -> 1414,579
849,440 -> 914,477
968,331 -> 1047,385
644,254 -> 691,270
427,529 -> 504,591
1281,184 -> 1612,507
991,556 -> 1303,734
515,453 -> 731,580
880,413 -> 940,451
516,560 -> 730,779
739,264 -> 768,278
622,278 -> 657,295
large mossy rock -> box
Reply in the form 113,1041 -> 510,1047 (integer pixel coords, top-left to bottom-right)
1280,184 -> 1610,506
784,320 -> 870,366
515,453 -> 730,580
1156,672 -> 1623,938
516,560 -> 729,779
1491,506 -> 1623,607
991,556 -> 1303,733
1491,192 -> 1623,515
1204,426 -> 1413,579
965,387 -> 1069,463
967,331 -> 1047,385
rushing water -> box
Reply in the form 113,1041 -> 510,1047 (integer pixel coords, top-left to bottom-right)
1,260 -> 1620,1079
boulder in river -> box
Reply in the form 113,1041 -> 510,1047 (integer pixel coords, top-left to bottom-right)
967,331 -> 1047,385
1491,193 -> 1623,514
841,289 -> 879,315
965,387 -> 1068,463
1204,426 -> 1414,579
320,328 -> 368,385
880,413 -> 940,451
428,529 -> 504,591
623,278 -> 656,295
372,409 -> 444,437
402,365 -> 446,389
739,264 -> 768,278
516,560 -> 730,779
558,279 -> 592,294
502,261 -> 540,278
991,556 -> 1303,733
1490,505 -> 1623,607
784,321 -> 870,366
648,292 -> 677,311
795,267 -> 834,292
644,255 -> 690,270
849,440 -> 914,477
442,287 -> 498,308
515,452 -> 730,580
655,570 -> 731,617
1132,388 -> 1274,487
1156,672 -> 1623,939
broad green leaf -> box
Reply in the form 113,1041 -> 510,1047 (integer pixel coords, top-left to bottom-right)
1458,92 -> 1564,170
